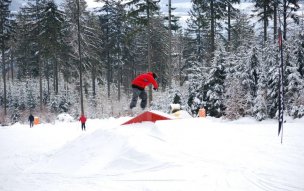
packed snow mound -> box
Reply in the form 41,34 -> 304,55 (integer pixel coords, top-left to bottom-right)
31,127 -> 165,176
56,113 -> 74,122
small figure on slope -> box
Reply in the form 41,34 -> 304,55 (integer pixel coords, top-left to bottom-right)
28,113 -> 34,128
79,114 -> 87,131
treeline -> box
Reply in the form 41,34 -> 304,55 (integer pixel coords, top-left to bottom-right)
1,0 -> 304,124
1,0 -> 176,123
182,0 -> 304,120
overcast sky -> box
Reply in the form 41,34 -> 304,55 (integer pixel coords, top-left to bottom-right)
83,0 -> 191,27
10,0 -> 191,27
160,0 -> 191,27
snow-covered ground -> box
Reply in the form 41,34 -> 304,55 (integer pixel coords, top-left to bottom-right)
1,113 -> 304,191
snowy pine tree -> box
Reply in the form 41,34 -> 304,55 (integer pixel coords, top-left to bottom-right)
18,83 -> 26,111
263,42 -> 279,118
0,0 -> 13,116
204,45 -> 226,118
186,55 -> 205,116
224,77 -> 246,120
287,33 -> 304,118
253,60 -> 268,121
26,80 -> 37,111
39,0 -> 65,95
235,46 -> 260,116
150,82 -> 188,114
285,39 -> 303,116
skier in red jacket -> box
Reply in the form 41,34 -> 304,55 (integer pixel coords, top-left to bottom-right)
130,72 -> 158,110
79,114 -> 87,131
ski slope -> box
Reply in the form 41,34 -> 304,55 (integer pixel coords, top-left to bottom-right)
1,114 -> 304,191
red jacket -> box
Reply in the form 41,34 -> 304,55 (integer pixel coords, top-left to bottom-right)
132,72 -> 158,90
79,115 -> 86,123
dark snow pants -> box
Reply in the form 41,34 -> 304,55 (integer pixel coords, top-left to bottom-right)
81,123 -> 86,131
129,87 -> 147,109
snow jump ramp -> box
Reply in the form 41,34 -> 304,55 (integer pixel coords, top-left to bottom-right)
122,110 -> 174,125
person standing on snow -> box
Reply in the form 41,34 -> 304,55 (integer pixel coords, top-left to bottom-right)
28,114 -> 34,128
129,72 -> 158,110
79,114 -> 87,131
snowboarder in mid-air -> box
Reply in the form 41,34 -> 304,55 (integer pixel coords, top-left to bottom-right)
129,72 -> 158,110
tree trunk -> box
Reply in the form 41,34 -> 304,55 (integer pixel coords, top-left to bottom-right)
273,2 -> 277,43
39,61 -> 43,111
106,4 -> 111,99
46,61 -> 50,96
36,0 -> 43,111
10,53 -> 13,81
146,0 -> 153,105
228,3 -> 231,44
168,0 -> 172,88
118,66 -> 121,101
197,10 -> 201,61
210,0 -> 215,54
76,0 -> 84,115
283,0 -> 287,40
179,33 -> 183,86
107,52 -> 111,98
117,25 -> 122,101
47,73 -> 50,97
263,1 -> 267,42
2,48 -> 7,115
92,66 -> 96,96
53,60 -> 56,92
54,58 -> 58,94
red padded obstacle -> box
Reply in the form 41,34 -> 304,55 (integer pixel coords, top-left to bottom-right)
122,111 -> 172,125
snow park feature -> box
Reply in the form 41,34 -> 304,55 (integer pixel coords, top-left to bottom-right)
121,110 -> 174,125
121,107 -> 193,125
1,114 -> 304,191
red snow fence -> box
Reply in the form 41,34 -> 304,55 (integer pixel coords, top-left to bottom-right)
122,111 -> 173,125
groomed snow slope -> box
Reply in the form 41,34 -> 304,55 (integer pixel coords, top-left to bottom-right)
1,116 -> 304,191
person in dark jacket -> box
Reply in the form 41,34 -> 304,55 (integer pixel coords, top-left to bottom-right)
79,114 -> 87,131
28,114 -> 34,128
129,72 -> 158,110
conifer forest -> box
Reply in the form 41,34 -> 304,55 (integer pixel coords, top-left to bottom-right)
0,0 -> 304,125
